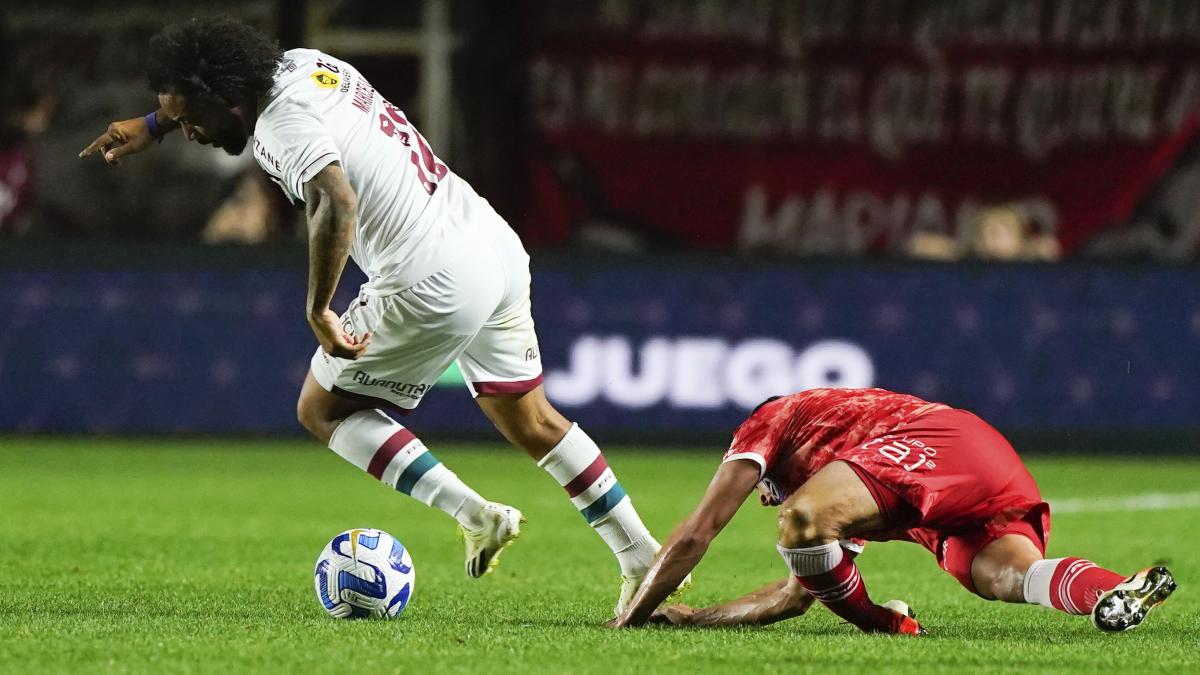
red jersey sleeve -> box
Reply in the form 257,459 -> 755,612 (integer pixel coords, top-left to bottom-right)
721,402 -> 785,480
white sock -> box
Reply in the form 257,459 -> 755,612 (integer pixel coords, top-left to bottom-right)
1023,557 -> 1065,609
777,541 -> 844,577
329,409 -> 488,530
538,423 -> 656,575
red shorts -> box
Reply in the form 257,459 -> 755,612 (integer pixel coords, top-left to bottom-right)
839,408 -> 1051,593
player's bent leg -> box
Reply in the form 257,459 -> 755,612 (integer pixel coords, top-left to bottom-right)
969,531 -> 1176,630
1012,546 -> 1177,632
775,461 -> 923,635
299,371 -> 522,578
475,385 -> 665,616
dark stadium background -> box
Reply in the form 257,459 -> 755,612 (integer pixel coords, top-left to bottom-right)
3,0 -> 1199,451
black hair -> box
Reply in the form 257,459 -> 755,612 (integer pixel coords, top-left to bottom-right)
146,16 -> 282,107
751,396 -> 783,414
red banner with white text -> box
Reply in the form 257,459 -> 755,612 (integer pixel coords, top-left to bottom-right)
523,0 -> 1200,255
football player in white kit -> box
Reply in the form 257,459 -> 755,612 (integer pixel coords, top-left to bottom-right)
80,17 -> 667,616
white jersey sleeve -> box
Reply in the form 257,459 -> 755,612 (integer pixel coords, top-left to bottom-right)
252,102 -> 341,203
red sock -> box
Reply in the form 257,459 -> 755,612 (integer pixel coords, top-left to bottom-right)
796,555 -> 898,632
1049,558 -> 1126,614
1026,557 -> 1126,615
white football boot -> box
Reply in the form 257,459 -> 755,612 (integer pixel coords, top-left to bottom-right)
460,502 -> 524,578
1091,566 -> 1176,632
614,570 -> 693,619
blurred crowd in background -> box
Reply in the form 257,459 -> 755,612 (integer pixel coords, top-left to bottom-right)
5,1 -> 1200,438
4,0 -> 1200,262
1,1 -> 522,244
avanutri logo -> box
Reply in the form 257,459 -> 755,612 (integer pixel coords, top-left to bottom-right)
351,371 -> 429,400
545,337 -> 874,410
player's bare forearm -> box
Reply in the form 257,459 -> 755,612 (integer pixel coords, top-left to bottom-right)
301,163 -> 370,360
620,523 -> 713,626
616,460 -> 762,627
303,163 -> 357,318
686,576 -> 814,627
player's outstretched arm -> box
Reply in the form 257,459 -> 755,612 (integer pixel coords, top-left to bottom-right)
613,459 -> 760,628
303,163 -> 370,360
78,110 -> 179,165
657,575 -> 816,628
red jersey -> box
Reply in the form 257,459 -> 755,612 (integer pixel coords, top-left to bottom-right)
723,388 -> 947,505
723,388 -> 1050,591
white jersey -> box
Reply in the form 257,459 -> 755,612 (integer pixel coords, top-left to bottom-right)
252,48 -> 504,293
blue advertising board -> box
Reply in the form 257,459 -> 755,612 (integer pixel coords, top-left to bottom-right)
1,261 -> 1196,435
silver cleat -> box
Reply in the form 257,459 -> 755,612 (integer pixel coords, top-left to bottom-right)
1091,566 -> 1176,633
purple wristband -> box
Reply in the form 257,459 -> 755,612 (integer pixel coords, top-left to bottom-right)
145,111 -> 165,141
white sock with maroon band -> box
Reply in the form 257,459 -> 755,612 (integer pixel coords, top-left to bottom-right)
538,423 -> 657,575
328,409 -> 488,530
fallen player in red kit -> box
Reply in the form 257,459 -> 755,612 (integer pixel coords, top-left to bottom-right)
614,388 -> 1176,634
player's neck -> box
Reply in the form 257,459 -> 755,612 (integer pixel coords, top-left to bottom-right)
242,95 -> 262,134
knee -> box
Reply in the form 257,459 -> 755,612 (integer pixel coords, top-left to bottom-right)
777,499 -> 838,548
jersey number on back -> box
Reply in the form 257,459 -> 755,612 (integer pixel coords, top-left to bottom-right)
378,100 -> 448,195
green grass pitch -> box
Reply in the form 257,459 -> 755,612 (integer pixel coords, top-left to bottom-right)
1,438 -> 1198,673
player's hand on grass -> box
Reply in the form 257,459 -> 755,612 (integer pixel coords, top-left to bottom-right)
648,604 -> 695,626
79,117 -> 156,165
606,614 -> 634,628
309,308 -> 371,360
608,604 -> 694,628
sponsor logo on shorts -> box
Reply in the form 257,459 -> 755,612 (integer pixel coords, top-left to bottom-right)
352,371 -> 429,401
525,345 -> 540,362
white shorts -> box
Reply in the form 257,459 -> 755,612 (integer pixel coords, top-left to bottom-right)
310,229 -> 543,415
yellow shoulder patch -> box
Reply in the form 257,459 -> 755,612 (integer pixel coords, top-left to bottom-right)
311,70 -> 340,89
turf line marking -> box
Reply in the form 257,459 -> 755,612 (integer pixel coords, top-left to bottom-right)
1050,491 -> 1200,514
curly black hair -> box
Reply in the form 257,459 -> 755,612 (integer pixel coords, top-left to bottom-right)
147,16 -> 282,107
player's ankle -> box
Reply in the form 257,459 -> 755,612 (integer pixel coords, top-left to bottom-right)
453,497 -> 490,531
615,535 -> 658,576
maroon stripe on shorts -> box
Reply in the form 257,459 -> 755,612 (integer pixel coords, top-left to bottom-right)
563,454 -> 608,498
472,374 -> 544,395
367,428 -> 418,480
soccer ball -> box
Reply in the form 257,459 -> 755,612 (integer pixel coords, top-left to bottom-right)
313,528 -> 415,619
